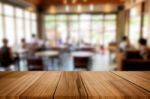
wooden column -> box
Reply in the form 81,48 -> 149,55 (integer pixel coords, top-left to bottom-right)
116,10 -> 126,42
37,11 -> 45,39
140,2 -> 145,38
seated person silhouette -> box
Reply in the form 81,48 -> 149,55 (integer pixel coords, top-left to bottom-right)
0,39 -> 14,70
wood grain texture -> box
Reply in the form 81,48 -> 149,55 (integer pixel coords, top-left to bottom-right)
80,72 -> 150,99
112,71 -> 150,92
54,72 -> 87,99
0,71 -> 149,99
21,72 -> 61,99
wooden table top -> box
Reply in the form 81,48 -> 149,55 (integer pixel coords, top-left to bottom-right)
35,50 -> 59,57
0,71 -> 149,99
71,51 -> 94,57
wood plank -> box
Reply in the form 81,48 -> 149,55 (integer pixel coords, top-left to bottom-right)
112,71 -> 150,92
0,72 -> 149,99
0,72 -> 16,78
54,72 -> 87,99
21,72 -> 61,99
0,72 -> 44,99
80,72 -> 150,99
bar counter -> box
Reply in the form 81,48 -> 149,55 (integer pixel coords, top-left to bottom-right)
0,71 -> 149,99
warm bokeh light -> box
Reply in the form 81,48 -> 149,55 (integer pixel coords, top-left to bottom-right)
49,6 -> 56,14
77,5 -> 82,13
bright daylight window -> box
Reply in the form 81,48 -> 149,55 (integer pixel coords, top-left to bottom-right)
44,14 -> 117,46
4,4 -> 15,46
16,8 -> 24,44
129,5 -> 141,47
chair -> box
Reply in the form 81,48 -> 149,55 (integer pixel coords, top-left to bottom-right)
27,57 -> 44,71
117,50 -> 150,71
74,57 -> 90,69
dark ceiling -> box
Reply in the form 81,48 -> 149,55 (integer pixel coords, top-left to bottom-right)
25,0 -> 125,10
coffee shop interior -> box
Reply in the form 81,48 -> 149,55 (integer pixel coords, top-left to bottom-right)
0,0 -> 150,71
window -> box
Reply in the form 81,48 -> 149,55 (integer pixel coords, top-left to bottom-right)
44,14 -> 117,46
56,21 -> 68,44
79,14 -> 91,43
16,8 -> 23,18
0,2 -> 2,14
104,18 -> 116,46
143,15 -> 149,39
4,4 -> 14,16
91,15 -> 103,45
25,19 -> 31,42
25,11 -> 30,19
45,15 -> 56,45
129,5 -> 141,47
5,17 -> 15,46
16,18 -> 24,44
0,2 -> 37,47
0,16 -> 4,46
91,20 -> 103,45
31,13 -> 37,34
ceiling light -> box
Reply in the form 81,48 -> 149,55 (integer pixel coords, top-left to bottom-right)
65,5 -> 70,12
49,6 -> 56,14
77,5 -> 82,13
89,4 -> 94,11
83,0 -> 87,3
63,0 -> 67,5
72,0 -> 77,4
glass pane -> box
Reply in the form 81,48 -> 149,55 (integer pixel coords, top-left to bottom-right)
45,15 -> 55,21
45,21 -> 56,42
16,8 -> 23,18
0,3 -> 2,14
104,16 -> 116,46
80,14 -> 91,21
31,21 -> 37,34
69,21 -> 79,44
5,17 -> 15,46
69,21 -> 79,30
92,15 -> 103,20
143,15 -> 149,39
56,21 -> 68,44
31,13 -> 37,20
104,21 -> 116,31
4,4 -> 14,16
0,16 -> 4,46
91,21 -> 103,31
129,16 -> 141,46
105,15 -> 116,20
80,21 -> 91,30
56,15 -> 67,21
25,11 -> 31,19
25,20 -> 31,42
91,21 -> 103,45
68,15 -> 79,21
79,20 -> 91,43
91,31 -> 103,45
16,18 -> 24,44
104,32 -> 116,46
80,30 -> 91,44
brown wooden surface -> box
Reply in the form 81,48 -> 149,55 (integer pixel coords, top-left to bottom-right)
0,71 -> 149,99
113,71 -> 150,92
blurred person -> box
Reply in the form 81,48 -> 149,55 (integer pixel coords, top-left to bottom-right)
21,38 -> 28,50
138,38 -> 149,59
119,36 -> 131,52
30,34 -> 39,46
28,34 -> 39,55
0,38 -> 14,69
